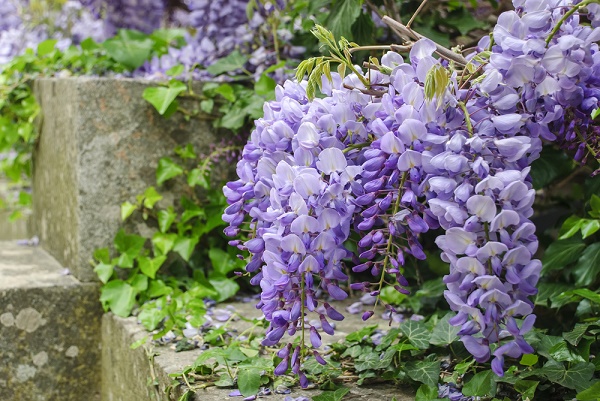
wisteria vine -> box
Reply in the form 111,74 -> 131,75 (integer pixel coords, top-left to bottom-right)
223,0 -> 600,385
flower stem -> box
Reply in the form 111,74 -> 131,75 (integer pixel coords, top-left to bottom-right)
300,273 -> 306,355
458,102 -> 473,136
546,0 -> 595,46
574,126 -> 598,159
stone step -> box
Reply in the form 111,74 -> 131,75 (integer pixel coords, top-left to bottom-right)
101,300 -> 416,401
0,241 -> 102,401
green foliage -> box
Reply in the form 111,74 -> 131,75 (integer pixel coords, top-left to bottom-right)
95,144 -> 245,329
0,29 -> 184,214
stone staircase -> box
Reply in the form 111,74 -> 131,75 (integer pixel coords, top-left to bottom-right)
0,78 -> 415,401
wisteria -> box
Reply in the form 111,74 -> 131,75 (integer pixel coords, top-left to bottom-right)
223,0 -> 600,385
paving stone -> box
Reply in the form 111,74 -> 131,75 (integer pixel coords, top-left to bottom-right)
0,241 -> 102,401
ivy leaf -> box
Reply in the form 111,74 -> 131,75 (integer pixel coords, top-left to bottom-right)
121,201 -> 137,221
325,0 -> 363,41
572,243 -> 600,286
254,74 -> 276,98
541,237 -> 586,273
142,80 -> 186,115
103,29 -> 153,69
138,255 -> 167,279
563,323 -> 591,346
519,354 -> 538,366
156,157 -> 184,185
542,360 -> 595,392
514,380 -> 538,400
548,341 -> 586,363
99,280 -> 137,317
530,145 -> 572,189
237,368 -> 261,397
346,325 -> 378,342
152,232 -> 177,255
429,313 -> 460,346
462,370 -> 495,397
209,248 -> 241,276
399,320 -> 431,349
138,307 -> 165,331
576,381 -> 600,400
173,236 -> 199,261
415,384 -> 444,401
114,229 -> 146,268
37,39 -> 57,56
313,388 -> 350,401
94,262 -> 114,284
141,186 -> 163,209
130,274 -> 148,292
405,360 -> 441,387
355,352 -> 381,371
157,207 -> 177,233
207,276 -> 239,302
187,168 -> 209,189
206,50 -> 248,75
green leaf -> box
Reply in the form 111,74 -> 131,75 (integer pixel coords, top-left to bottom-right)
175,144 -> 196,159
143,81 -> 187,115
519,354 -> 538,366
399,320 -> 431,349
94,248 -> 111,264
590,194 -> 600,216
138,255 -> 167,279
152,232 -> 177,255
549,341 -> 585,363
173,236 -> 199,261
157,207 -> 177,233
355,352 -> 382,371
207,277 -> 240,302
209,248 -> 240,276
405,361 -> 441,387
429,313 -> 460,346
156,157 -> 184,185
325,0 -> 363,41
121,201 -> 138,221
415,384 -> 444,401
542,360 -> 595,392
187,168 -> 209,189
37,39 -> 57,56
166,64 -> 184,77
462,370 -> 495,397
572,288 -> 600,304
560,216 -> 585,239
99,280 -> 137,317
215,84 -> 236,102
237,368 -> 261,397
530,146 -> 572,189
94,263 -> 114,284
572,243 -> 600,286
138,308 -> 165,330
114,230 -> 146,268
581,219 -> 600,239
142,186 -> 163,209
103,30 -> 153,69
346,325 -> 378,342
206,50 -> 248,75
313,388 -> 350,401
564,323 -> 592,346
130,274 -> 148,292
542,237 -> 586,273
254,74 -> 276,98
514,380 -> 538,400
577,381 -> 600,400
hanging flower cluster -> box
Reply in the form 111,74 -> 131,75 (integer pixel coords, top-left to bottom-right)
223,0 -> 600,384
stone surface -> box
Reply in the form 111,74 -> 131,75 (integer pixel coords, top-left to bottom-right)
31,78 -> 226,282
0,241 -> 102,401
102,300 -> 416,401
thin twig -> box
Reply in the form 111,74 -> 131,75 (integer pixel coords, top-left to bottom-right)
343,83 -> 388,97
383,0 -> 402,24
349,45 -> 393,54
390,44 -> 413,53
382,16 -> 469,66
362,62 -> 380,71
406,0 -> 429,28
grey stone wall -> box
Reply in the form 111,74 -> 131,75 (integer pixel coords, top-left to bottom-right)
31,78 -> 224,282
0,241 -> 102,401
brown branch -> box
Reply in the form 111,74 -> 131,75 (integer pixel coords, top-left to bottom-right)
343,83 -> 388,97
382,16 -> 469,66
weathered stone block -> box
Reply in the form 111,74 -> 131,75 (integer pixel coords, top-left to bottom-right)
31,77 -> 223,282
102,300 -> 416,401
0,241 -> 102,401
